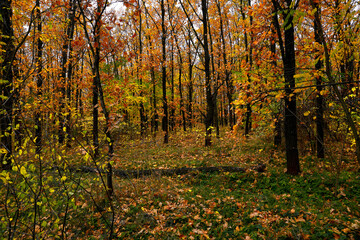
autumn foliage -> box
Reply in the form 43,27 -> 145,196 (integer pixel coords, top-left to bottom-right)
0,0 -> 360,238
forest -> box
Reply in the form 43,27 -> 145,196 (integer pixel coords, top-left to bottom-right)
0,0 -> 360,239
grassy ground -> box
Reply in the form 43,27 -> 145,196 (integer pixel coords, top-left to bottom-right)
1,127 -> 360,239
108,129 -> 360,239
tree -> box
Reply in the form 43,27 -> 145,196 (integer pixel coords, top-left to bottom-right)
272,0 -> 300,175
0,0 -> 15,170
59,0 -> 77,145
314,1 -> 325,158
161,0 -> 169,143
310,0 -> 360,164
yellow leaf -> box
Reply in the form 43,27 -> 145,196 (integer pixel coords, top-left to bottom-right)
304,111 -> 310,117
20,166 -> 27,176
61,176 -> 67,181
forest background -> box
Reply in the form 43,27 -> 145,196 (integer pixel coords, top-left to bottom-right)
0,0 -> 360,239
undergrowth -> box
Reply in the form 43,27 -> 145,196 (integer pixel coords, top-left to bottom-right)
1,127 -> 360,239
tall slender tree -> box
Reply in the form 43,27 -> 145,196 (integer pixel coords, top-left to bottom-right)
0,0 -> 15,170
272,0 -> 300,175
314,2 -> 325,158
161,0 -> 169,143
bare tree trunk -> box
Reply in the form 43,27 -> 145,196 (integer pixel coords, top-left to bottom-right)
187,26 -> 193,129
314,2 -> 325,158
272,0 -> 300,175
59,0 -> 76,145
241,0 -> 253,137
161,0 -> 169,143
0,0 -> 15,169
35,0 -> 43,155
137,0 -> 146,136
202,0 -> 214,146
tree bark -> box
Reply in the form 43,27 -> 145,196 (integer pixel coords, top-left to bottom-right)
272,0 -> 300,175
161,0 -> 169,143
314,3 -> 325,158
35,0 -> 43,156
202,0 -> 214,146
59,0 -> 76,145
0,0 -> 15,170
137,0 -> 146,136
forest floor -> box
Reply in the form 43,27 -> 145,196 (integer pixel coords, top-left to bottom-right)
104,128 -> 360,239
2,127 -> 360,239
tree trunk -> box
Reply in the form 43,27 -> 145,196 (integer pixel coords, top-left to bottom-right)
170,42 -> 175,131
35,0 -> 43,156
0,0 -> 15,170
59,0 -> 76,145
187,27 -> 193,129
174,35 -> 186,131
202,0 -> 214,146
137,0 -> 146,136
314,3 -> 325,158
272,0 -> 300,175
161,0 -> 169,143
283,1 -> 300,175
241,0 -> 253,137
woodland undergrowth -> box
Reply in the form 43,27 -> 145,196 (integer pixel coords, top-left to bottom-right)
1,127 -> 360,239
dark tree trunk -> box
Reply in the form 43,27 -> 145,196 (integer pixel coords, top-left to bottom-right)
283,1 -> 300,175
241,0 -> 253,137
0,0 -> 15,170
174,35 -> 186,131
137,0 -> 146,136
272,0 -> 300,175
91,4 -> 101,158
216,1 -> 235,130
35,0 -> 43,155
65,0 -> 76,146
314,3 -> 325,159
151,66 -> 158,133
161,0 -> 169,143
170,43 -> 175,131
59,0 -> 76,145
202,0 -> 214,146
187,28 -> 193,129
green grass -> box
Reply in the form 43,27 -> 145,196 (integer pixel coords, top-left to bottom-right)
1,127 -> 360,239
